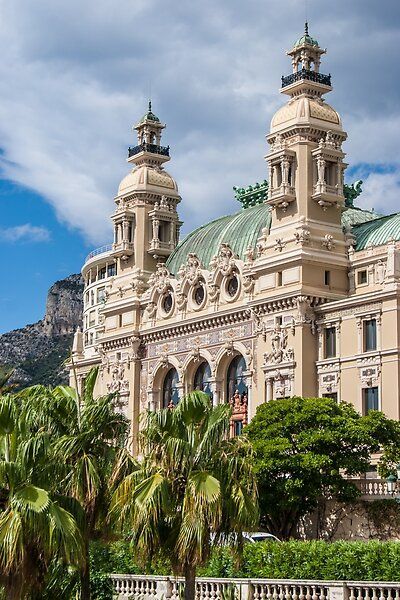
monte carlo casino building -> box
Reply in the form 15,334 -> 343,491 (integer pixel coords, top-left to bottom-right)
71,26 -> 400,447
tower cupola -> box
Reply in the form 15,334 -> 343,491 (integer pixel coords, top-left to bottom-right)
282,22 -> 331,98
128,100 -> 170,168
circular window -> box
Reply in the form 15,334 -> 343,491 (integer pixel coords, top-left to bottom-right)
194,283 -> 205,306
227,275 -> 239,298
162,291 -> 173,314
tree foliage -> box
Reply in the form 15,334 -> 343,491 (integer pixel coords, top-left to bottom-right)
245,396 -> 400,539
0,393 -> 83,599
111,391 -> 258,600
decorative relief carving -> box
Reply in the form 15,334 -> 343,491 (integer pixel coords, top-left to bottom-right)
317,363 -> 340,394
245,246 -> 255,263
322,234 -> 335,251
207,282 -> 220,303
273,371 -> 294,399
242,274 -> 255,295
107,360 -> 129,394
274,238 -> 286,252
357,355 -> 381,387
375,260 -> 386,285
359,365 -> 381,387
209,243 -> 237,276
294,227 -> 311,245
177,253 -> 203,284
321,303 -> 382,321
148,263 -> 171,293
265,325 -> 294,365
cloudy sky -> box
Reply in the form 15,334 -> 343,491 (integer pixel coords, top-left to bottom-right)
0,0 -> 399,332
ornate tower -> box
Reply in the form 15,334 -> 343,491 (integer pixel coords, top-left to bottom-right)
262,23 -> 349,299
112,102 -> 182,287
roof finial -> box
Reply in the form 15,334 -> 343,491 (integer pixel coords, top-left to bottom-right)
148,99 -> 152,112
305,21 -> 309,35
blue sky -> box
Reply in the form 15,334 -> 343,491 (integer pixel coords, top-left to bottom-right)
0,0 -> 399,333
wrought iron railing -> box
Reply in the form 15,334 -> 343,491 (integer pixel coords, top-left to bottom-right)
85,244 -> 113,262
128,143 -> 170,158
281,69 -> 331,88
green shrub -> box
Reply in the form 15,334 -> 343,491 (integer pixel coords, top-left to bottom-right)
239,540 -> 400,581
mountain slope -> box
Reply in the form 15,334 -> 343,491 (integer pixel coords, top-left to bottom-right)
0,274 -> 83,388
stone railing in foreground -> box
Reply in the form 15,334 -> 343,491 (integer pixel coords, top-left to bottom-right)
110,575 -> 400,600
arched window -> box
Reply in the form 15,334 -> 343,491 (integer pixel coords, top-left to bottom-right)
162,368 -> 179,408
193,361 -> 212,397
226,355 -> 247,401
226,355 -> 248,436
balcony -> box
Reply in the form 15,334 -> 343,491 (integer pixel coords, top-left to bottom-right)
312,183 -> 343,210
148,239 -> 174,258
128,143 -> 170,158
267,184 -> 296,211
112,241 -> 134,259
281,69 -> 331,88
85,244 -> 113,263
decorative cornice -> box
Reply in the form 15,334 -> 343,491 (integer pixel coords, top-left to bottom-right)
141,295 -> 325,343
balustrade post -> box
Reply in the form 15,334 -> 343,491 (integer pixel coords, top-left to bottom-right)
239,581 -> 254,600
158,577 -> 173,600
328,583 -> 349,600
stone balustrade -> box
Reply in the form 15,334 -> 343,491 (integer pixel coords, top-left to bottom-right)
351,478 -> 391,498
110,575 -> 400,600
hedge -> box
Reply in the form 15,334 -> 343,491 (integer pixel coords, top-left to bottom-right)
200,541 -> 400,581
43,540 -> 400,598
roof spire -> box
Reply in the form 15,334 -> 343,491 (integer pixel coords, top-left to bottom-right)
148,99 -> 152,112
305,21 -> 309,35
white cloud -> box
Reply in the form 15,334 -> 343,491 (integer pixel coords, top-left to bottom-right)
0,223 -> 51,243
356,170 -> 400,216
0,0 -> 398,244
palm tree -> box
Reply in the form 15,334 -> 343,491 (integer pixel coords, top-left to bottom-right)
0,367 -> 16,394
111,391 -> 258,600
0,394 -> 83,600
53,367 -> 129,600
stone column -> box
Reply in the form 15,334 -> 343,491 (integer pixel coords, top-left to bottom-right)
266,377 -> 273,402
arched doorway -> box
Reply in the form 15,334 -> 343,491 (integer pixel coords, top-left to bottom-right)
193,361 -> 212,398
162,367 -> 180,408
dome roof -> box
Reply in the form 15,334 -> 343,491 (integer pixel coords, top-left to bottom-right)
271,97 -> 342,133
117,165 -> 179,196
166,203 -> 270,274
352,212 -> 400,250
137,101 -> 160,125
166,203 -> 381,275
294,33 -> 319,48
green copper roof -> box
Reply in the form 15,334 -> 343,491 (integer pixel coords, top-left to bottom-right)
352,213 -> 400,250
294,34 -> 319,47
166,200 -> 383,275
342,206 -> 379,229
138,101 -> 160,125
294,22 -> 319,48
166,203 -> 271,274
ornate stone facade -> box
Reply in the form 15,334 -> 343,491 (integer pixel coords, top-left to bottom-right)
71,27 -> 400,451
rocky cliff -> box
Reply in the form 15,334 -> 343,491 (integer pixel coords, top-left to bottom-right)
0,274 -> 83,388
